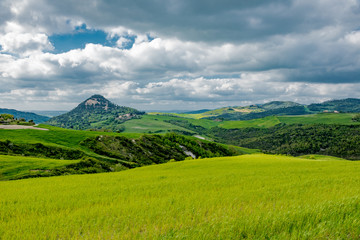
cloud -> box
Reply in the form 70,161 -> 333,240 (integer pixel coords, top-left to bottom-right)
0,0 -> 360,110
0,32 -> 54,56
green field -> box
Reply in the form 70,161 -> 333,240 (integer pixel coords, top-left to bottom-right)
145,114 -> 220,128
219,113 -> 360,129
0,125 -> 142,149
0,155 -> 79,180
220,116 -> 281,129
278,113 -> 359,125
1,154 -> 360,239
121,114 -> 195,133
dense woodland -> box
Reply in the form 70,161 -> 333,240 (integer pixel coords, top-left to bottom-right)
208,124 -> 360,160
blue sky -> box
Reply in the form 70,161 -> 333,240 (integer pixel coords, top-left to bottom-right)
0,0 -> 360,111
49,24 -> 137,53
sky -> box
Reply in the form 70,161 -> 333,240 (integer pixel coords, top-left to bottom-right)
0,0 -> 360,111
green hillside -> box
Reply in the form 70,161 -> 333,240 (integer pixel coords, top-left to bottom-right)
220,116 -> 281,129
258,101 -> 303,110
278,113 -> 359,125
308,98 -> 360,112
209,124 -> 360,159
0,125 -> 252,179
157,98 -> 360,121
0,155 -> 79,180
1,154 -> 360,239
0,108 -> 49,123
219,113 -> 360,129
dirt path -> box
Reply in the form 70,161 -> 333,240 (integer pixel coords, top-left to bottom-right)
0,125 -> 49,131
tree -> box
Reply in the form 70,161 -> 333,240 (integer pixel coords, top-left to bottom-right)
0,114 -> 14,120
352,114 -> 360,122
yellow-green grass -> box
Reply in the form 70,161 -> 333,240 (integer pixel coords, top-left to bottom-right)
278,113 -> 360,125
1,154 -> 360,239
149,112 -> 208,119
140,114 -> 220,129
0,124 -> 142,149
0,155 -> 79,180
220,116 -> 281,129
121,115 -> 195,133
219,113 -> 360,129
298,154 -> 347,161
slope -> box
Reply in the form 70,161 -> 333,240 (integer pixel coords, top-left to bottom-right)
0,108 -> 49,123
0,155 -> 80,180
1,154 -> 359,239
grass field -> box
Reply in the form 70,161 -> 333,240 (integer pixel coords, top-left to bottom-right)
0,155 -> 79,180
121,115 -> 195,133
0,125 -> 142,149
219,116 -> 281,129
1,154 -> 360,239
278,113 -> 359,125
219,113 -> 360,129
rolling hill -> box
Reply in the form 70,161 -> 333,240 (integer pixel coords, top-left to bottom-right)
0,124 -> 252,180
154,98 -> 360,121
0,108 -> 50,123
308,98 -> 360,112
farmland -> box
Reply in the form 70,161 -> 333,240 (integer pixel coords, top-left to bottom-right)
1,154 -> 360,239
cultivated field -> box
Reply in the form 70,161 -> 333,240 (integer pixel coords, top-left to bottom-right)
1,154 -> 359,239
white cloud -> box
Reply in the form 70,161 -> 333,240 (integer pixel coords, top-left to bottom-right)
0,32 -> 54,56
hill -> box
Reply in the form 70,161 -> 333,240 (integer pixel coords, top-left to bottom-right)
0,108 -> 49,123
258,100 -> 303,110
0,125 -> 251,179
46,95 -> 145,131
157,98 -> 360,121
0,155 -> 80,180
1,154 -> 359,239
208,124 -> 360,159
308,98 -> 360,112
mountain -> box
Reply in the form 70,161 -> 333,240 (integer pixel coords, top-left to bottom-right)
0,108 -> 50,123
46,95 -> 145,131
308,98 -> 360,113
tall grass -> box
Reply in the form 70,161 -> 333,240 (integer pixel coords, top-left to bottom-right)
1,154 -> 360,239
0,155 -> 79,180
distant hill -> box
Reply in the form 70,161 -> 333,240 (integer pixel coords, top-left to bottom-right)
258,101 -> 303,110
308,98 -> 360,113
0,108 -> 50,123
184,109 -> 211,114
31,110 -> 68,117
46,95 -> 145,131
205,101 -> 308,121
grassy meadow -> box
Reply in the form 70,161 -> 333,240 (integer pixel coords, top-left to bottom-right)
0,125 -> 142,149
1,154 -> 360,239
0,155 -> 79,180
219,113 -> 360,129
